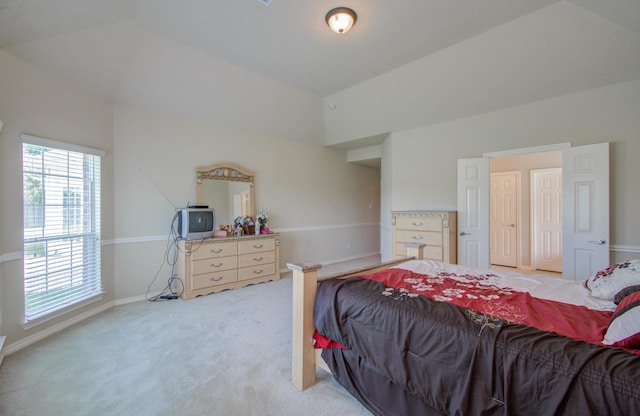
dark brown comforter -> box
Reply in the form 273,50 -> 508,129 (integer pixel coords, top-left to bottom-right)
314,276 -> 640,416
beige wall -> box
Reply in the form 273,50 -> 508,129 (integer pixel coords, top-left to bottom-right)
112,104 -> 380,299
323,2 -> 640,267
320,3 -> 640,266
0,50 -> 115,346
380,80 -> 640,263
323,2 -> 640,146
0,49 -> 381,348
3,0 -> 638,352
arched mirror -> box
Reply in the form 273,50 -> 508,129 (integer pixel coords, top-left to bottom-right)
196,163 -> 255,227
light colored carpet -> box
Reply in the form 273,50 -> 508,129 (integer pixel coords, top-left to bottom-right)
0,267 -> 377,416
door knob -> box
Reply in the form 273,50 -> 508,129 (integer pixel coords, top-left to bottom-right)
589,239 -> 607,245
508,224 -> 516,227
459,231 -> 470,236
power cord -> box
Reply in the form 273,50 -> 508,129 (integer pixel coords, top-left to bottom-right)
145,210 -> 184,301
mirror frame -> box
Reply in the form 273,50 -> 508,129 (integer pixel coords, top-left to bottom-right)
196,162 -> 255,220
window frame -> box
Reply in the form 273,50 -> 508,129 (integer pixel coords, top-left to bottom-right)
21,134 -> 105,324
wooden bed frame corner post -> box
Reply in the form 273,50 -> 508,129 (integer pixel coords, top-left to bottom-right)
405,243 -> 426,260
287,261 -> 322,391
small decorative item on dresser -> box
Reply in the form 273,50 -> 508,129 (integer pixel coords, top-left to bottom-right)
257,208 -> 270,234
234,216 -> 256,236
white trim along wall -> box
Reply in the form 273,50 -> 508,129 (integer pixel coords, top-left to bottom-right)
4,241 -> 637,269
1,241 -> 638,356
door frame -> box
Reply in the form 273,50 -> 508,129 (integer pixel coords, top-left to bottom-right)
458,142 -> 609,279
457,143 -> 570,270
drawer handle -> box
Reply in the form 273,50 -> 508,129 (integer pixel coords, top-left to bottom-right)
253,269 -> 264,275
210,276 -> 223,282
210,262 -> 224,268
253,244 -> 264,249
411,222 -> 424,226
253,257 -> 264,262
412,236 -> 424,240
211,248 -> 223,254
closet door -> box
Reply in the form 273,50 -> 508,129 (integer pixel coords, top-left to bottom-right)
490,172 -> 519,268
532,168 -> 562,272
562,142 -> 609,280
457,158 -> 490,268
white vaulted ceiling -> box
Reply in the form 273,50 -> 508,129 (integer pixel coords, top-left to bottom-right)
0,0 -> 639,137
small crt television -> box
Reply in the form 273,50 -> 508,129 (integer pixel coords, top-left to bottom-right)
178,207 -> 215,240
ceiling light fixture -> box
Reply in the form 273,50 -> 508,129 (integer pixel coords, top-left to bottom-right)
325,7 -> 357,34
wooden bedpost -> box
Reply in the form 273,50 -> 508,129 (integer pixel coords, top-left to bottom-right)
406,243 -> 426,260
287,249 -> 424,391
287,261 -> 322,391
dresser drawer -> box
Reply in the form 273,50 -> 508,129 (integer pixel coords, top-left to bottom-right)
395,243 -> 443,261
395,216 -> 442,232
178,233 -> 281,299
190,241 -> 237,260
395,230 -> 443,246
191,256 -> 238,275
192,269 -> 237,290
238,263 -> 276,281
238,251 -> 275,268
238,238 -> 275,254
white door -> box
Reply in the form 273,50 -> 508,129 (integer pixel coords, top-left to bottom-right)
532,168 -> 562,272
490,172 -> 518,267
457,158 -> 490,268
562,143 -> 609,280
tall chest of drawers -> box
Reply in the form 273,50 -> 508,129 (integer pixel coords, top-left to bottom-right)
177,233 -> 280,299
392,211 -> 457,264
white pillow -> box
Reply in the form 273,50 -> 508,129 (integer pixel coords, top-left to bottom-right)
602,286 -> 640,348
584,259 -> 640,301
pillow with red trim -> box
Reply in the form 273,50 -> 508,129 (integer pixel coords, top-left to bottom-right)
603,286 -> 640,348
584,259 -> 640,301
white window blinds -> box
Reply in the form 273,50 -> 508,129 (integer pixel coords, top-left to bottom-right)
21,135 -> 104,321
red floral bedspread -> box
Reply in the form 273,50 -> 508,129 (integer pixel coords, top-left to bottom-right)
314,271 -> 640,415
315,268 -> 616,349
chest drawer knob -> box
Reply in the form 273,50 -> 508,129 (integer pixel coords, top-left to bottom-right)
253,257 -> 264,262
210,276 -> 223,282
253,244 -> 264,249
211,248 -> 223,254
412,236 -> 424,240
211,262 -> 223,268
411,222 -> 424,227
253,269 -> 264,275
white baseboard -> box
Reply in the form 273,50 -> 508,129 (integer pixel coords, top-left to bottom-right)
3,294 -> 166,357
517,264 -> 536,271
5,301 -> 114,356
114,293 -> 161,306
4,245 -> 638,358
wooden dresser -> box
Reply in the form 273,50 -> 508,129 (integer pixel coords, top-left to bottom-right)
177,233 -> 280,299
391,211 -> 457,264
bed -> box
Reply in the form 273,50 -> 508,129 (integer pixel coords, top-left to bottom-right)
287,246 -> 640,415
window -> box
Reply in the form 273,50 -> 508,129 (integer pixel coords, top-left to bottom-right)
21,134 -> 104,322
